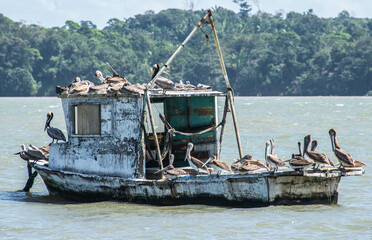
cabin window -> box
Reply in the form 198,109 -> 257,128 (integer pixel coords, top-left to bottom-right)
73,104 -> 112,136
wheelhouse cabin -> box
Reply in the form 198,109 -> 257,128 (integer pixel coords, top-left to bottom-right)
50,89 -> 224,180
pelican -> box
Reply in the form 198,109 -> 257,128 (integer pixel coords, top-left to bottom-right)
236,163 -> 262,174
44,112 -> 66,144
27,144 -> 48,160
151,64 -> 176,91
303,135 -> 335,168
329,128 -> 365,167
184,81 -> 196,89
232,154 -> 270,171
14,144 -> 32,161
265,140 -> 288,172
155,154 -> 187,180
287,142 -> 315,171
69,77 -> 93,95
105,62 -> 131,85
202,155 -> 231,176
88,84 -> 108,94
185,143 -> 210,174
14,144 -> 46,161
196,83 -> 211,90
175,80 -> 185,89
29,144 -> 49,160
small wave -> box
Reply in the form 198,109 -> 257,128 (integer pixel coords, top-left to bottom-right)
336,104 -> 344,107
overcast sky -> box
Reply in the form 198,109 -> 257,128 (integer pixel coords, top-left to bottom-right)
1,0 -> 371,29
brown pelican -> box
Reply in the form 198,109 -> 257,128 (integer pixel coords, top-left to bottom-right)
151,64 -> 176,91
184,81 -> 196,89
265,140 -> 288,172
287,142 -> 315,171
88,84 -> 108,94
14,144 -> 46,161
236,163 -> 262,174
14,144 -> 32,161
311,140 -> 318,151
44,112 -> 66,144
196,83 -> 211,90
329,128 -> 365,167
155,154 -> 187,179
304,135 -> 335,168
232,154 -> 270,172
202,155 -> 231,176
175,80 -> 185,89
185,142 -> 210,174
105,62 -> 131,85
95,70 -> 108,84
29,144 -> 49,160
27,144 -> 48,160
69,77 -> 93,95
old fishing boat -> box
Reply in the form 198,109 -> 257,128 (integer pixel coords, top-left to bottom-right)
30,10 -> 365,207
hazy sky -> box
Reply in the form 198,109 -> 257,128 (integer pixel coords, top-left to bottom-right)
1,0 -> 371,29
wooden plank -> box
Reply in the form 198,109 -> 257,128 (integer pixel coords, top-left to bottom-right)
77,104 -> 100,135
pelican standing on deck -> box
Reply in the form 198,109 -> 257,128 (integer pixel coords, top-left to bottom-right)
265,140 -> 288,172
287,142 -> 315,171
231,154 -> 270,172
156,154 -> 187,180
44,112 -> 66,144
303,135 -> 335,168
329,128 -> 365,167
202,155 -> 231,176
185,143 -> 209,174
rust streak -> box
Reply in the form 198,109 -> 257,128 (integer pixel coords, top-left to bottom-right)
193,107 -> 213,116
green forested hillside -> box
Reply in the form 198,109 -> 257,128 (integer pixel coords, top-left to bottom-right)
1,6 -> 372,96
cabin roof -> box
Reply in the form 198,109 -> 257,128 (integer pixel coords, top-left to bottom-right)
58,89 -> 224,99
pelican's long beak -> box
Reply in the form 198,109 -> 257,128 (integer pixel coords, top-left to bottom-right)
44,114 -> 50,131
329,133 -> 335,152
155,166 -> 169,174
303,137 -> 308,155
201,156 -> 214,168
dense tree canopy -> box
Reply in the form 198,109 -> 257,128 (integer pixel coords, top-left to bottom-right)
0,6 -> 371,96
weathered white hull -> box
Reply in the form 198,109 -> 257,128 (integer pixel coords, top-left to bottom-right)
33,164 -> 347,207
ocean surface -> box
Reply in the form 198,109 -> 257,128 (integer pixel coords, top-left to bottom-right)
0,97 -> 371,239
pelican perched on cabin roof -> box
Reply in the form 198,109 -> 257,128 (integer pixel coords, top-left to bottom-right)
44,112 -> 66,144
69,77 -> 93,95
185,142 -> 210,174
151,64 -> 176,91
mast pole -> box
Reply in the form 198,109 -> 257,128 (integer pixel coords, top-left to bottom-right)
208,10 -> 243,159
144,90 -> 164,169
147,11 -> 211,90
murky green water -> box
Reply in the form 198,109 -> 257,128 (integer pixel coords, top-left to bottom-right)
0,97 -> 371,239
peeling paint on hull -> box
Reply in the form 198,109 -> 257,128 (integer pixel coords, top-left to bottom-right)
34,164 -> 342,207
